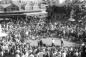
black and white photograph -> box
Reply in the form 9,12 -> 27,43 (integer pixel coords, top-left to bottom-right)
0,0 -> 86,57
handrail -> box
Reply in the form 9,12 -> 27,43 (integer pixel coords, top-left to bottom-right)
0,9 -> 46,14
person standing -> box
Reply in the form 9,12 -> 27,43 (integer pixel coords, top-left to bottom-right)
81,43 -> 86,57
62,51 -> 67,57
37,50 -> 44,57
21,53 -> 25,57
29,53 -> 34,57
52,39 -> 55,46
15,53 -> 20,57
24,50 -> 29,57
15,49 -> 20,57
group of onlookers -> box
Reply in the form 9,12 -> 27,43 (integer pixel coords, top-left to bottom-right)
0,39 -> 85,57
0,16 -> 86,42
0,16 -> 85,57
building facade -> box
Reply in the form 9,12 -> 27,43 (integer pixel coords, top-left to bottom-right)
4,3 -> 19,12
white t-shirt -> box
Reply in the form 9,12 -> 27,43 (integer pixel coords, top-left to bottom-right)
37,52 -> 44,57
29,54 -> 34,57
75,52 -> 79,56
25,51 -> 29,57
62,52 -> 67,57
52,39 -> 55,43
15,54 -> 20,57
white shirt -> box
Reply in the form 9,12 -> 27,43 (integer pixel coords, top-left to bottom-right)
25,51 -> 29,57
75,52 -> 79,56
52,39 -> 55,43
37,52 -> 44,57
29,54 -> 34,57
15,54 -> 20,57
62,52 -> 67,57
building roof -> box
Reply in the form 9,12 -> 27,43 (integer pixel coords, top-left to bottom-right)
0,1 -> 26,8
12,1 -> 26,8
0,4 -> 11,8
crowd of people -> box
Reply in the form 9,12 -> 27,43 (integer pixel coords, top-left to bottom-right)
0,15 -> 85,57
0,0 -> 86,57
0,43 -> 84,57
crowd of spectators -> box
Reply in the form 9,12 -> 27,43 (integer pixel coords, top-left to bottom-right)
0,43 -> 83,57
0,0 -> 86,57
0,13 -> 85,57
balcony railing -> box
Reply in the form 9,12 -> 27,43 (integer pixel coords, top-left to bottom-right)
0,9 -> 46,14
